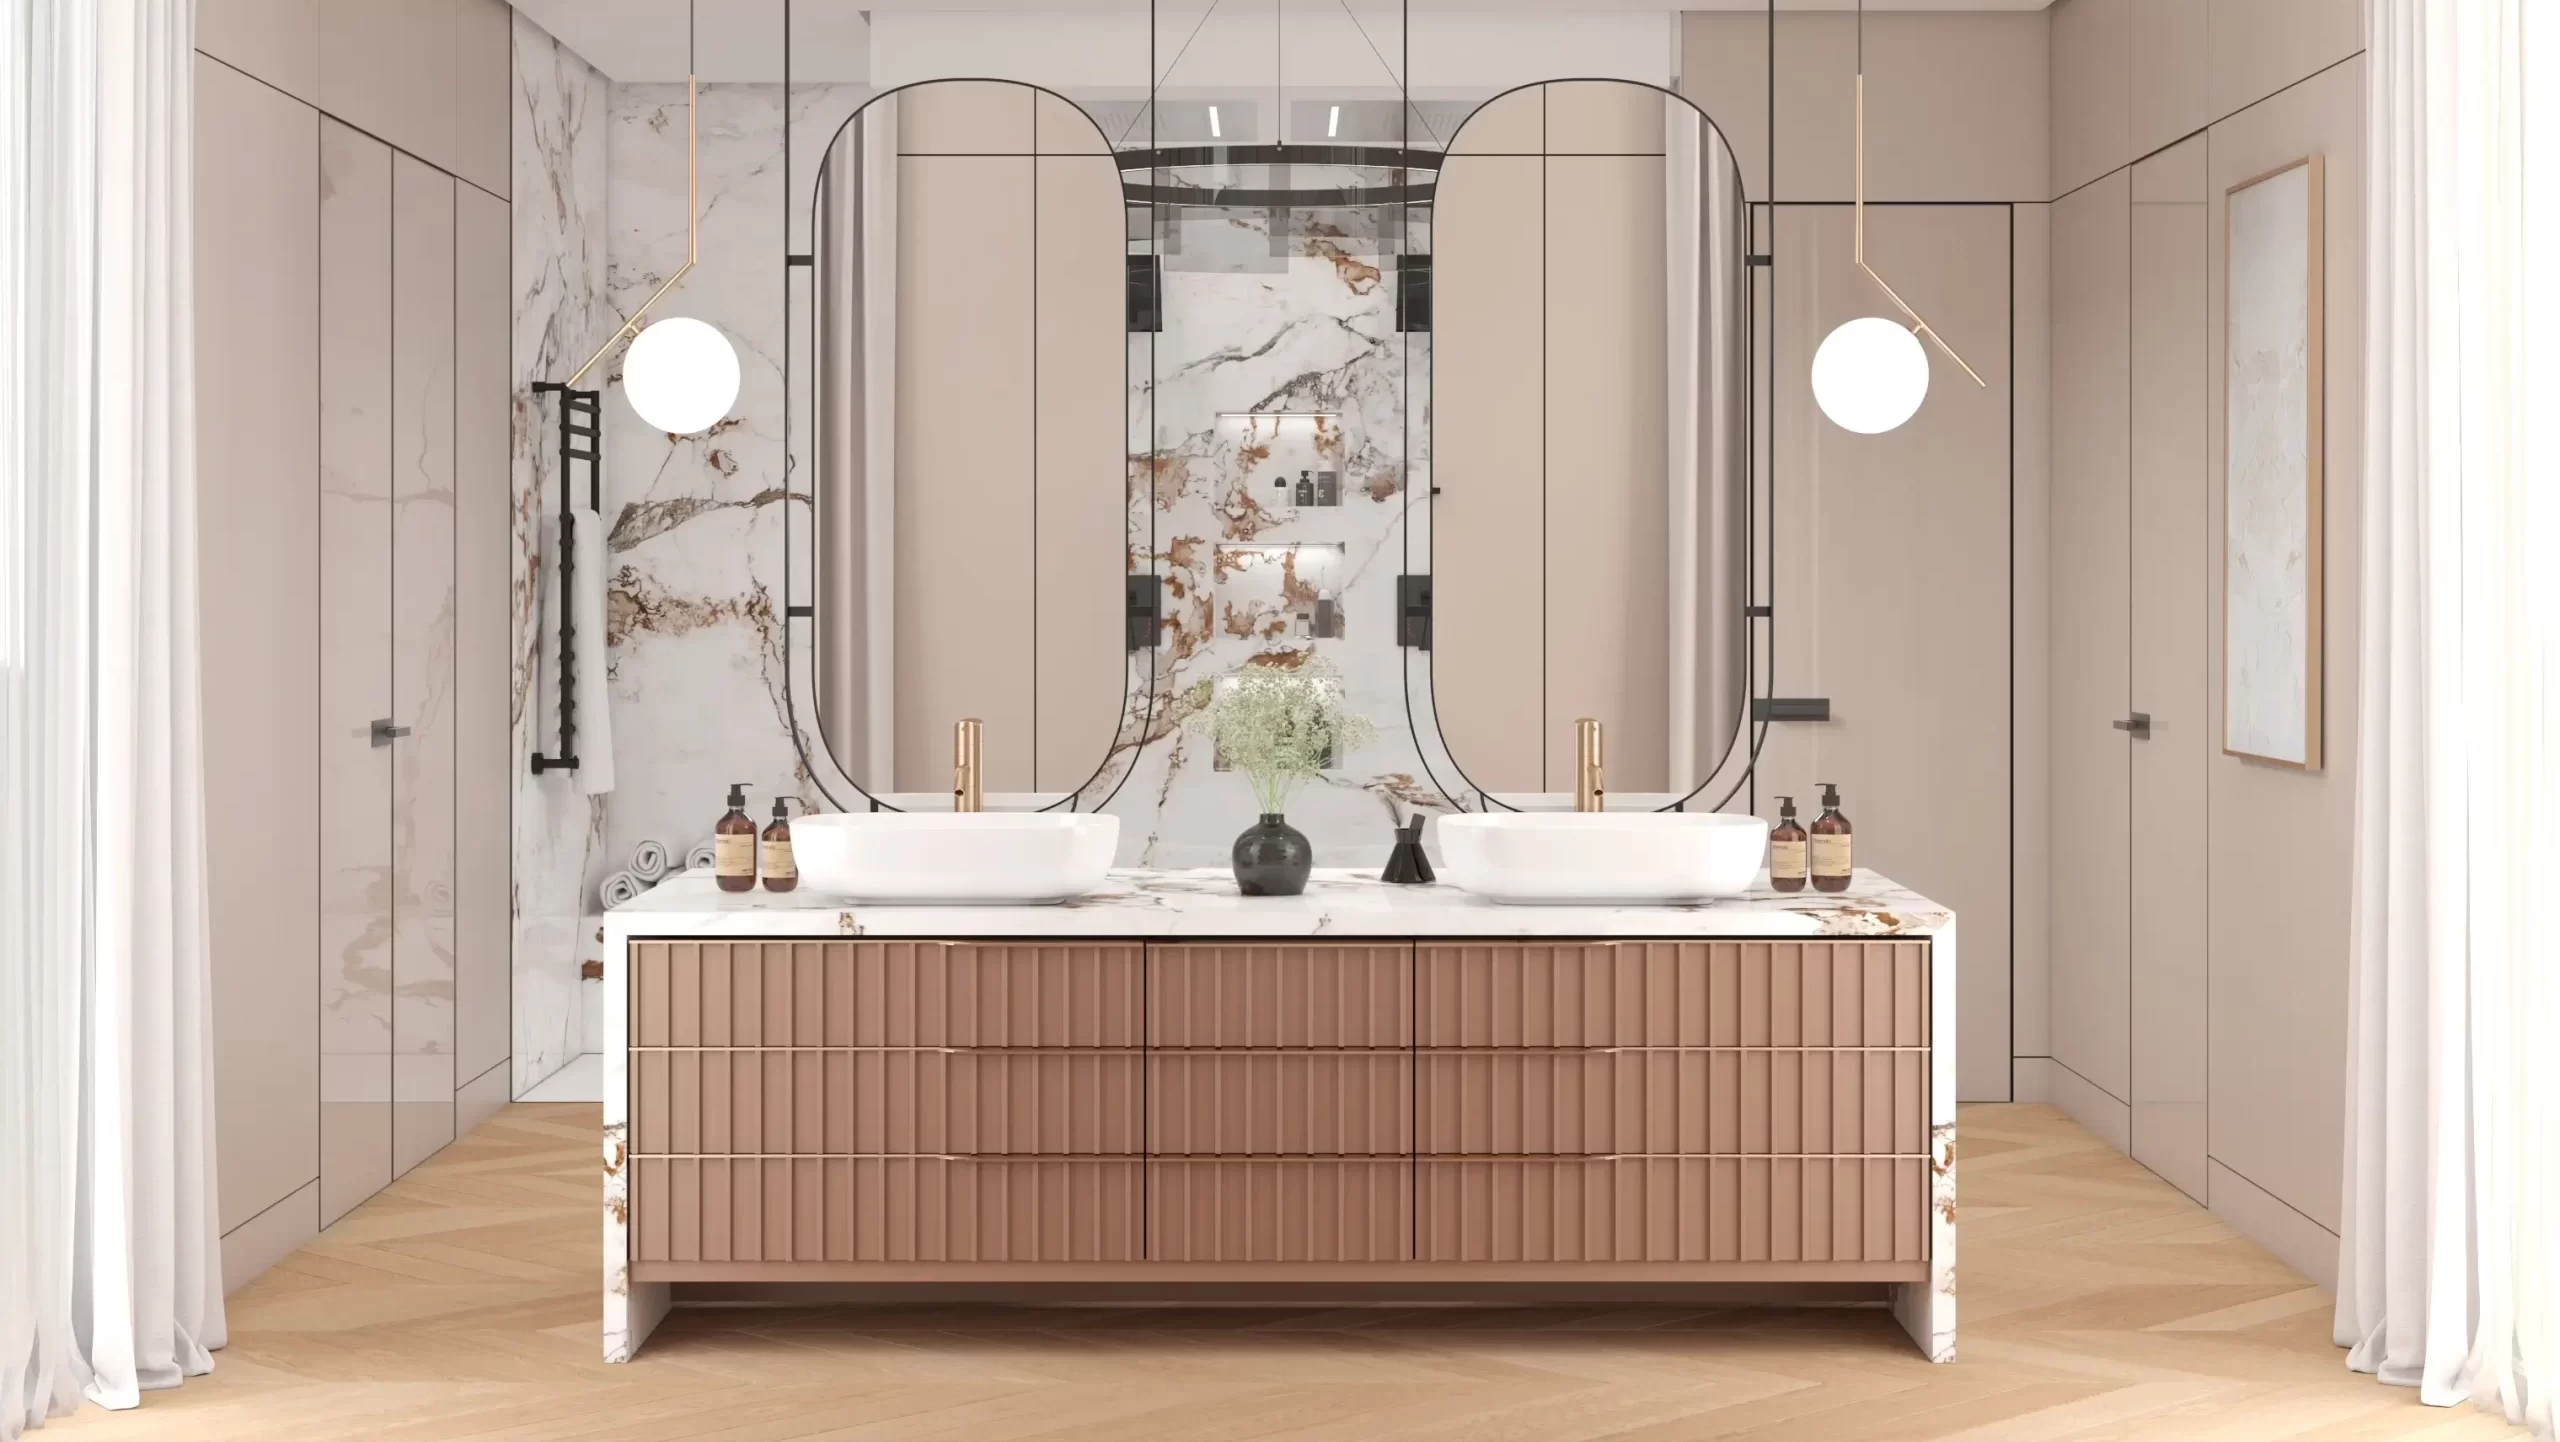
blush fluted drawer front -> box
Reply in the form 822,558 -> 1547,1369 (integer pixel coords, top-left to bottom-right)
627,941 -> 1143,1265
1145,944 -> 1412,1261
1413,942 -> 1931,1265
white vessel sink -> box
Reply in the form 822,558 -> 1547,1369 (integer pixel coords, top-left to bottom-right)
1435,811 -> 1771,904
790,812 -> 1119,904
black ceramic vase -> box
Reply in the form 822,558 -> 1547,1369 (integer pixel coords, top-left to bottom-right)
1231,813 -> 1313,896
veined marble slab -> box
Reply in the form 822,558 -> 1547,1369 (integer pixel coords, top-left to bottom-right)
601,867 -> 1957,1366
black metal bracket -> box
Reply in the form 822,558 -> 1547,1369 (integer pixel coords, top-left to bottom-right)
528,382 -> 601,775
786,604 -> 813,619
1396,254 -> 1432,333
1746,604 -> 1773,618
1126,254 -> 1164,333
787,253 -> 813,267
1397,575 -> 1433,650
1125,575 -> 1162,651
1748,253 -> 1773,267
1752,697 -> 1831,723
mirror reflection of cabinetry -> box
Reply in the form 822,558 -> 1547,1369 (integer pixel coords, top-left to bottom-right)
1430,80 -> 1751,806
809,80 -> 1128,802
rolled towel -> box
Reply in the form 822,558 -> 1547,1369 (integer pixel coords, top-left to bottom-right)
685,841 -> 719,873
598,870 -> 645,911
629,838 -> 671,884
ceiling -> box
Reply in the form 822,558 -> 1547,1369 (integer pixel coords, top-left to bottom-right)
511,0 -> 2055,84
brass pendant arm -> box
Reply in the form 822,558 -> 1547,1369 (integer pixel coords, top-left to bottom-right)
1852,75 -> 1986,389
564,75 -> 701,389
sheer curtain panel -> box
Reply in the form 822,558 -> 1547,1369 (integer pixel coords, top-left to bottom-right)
0,0 -> 226,1436
2340,1 -> 2560,1435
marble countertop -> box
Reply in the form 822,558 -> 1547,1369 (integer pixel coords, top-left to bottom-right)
604,868 -> 1952,940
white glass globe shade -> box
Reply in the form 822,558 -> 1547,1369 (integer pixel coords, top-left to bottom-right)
622,316 -> 740,435
1810,316 -> 1929,435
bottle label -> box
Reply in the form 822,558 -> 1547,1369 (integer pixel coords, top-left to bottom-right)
1769,838 -> 1807,880
714,833 -> 755,877
1811,833 -> 1853,878
760,839 -> 795,879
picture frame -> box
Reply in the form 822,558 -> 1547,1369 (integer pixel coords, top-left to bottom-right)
2222,154 -> 2325,770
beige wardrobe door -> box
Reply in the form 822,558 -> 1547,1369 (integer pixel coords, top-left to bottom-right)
196,55 -> 321,1242
319,118 -> 394,1225
2128,139 -> 2209,1201
1429,144 -> 1545,794
2047,170 -> 2133,1129
454,181 -> 512,1110
390,152 -> 457,1176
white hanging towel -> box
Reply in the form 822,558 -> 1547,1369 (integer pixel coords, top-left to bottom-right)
570,506 -> 615,794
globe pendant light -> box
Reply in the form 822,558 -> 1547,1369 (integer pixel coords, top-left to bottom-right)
561,3 -> 738,436
1812,0 -> 1984,434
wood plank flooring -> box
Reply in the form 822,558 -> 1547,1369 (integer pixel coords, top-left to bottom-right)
57,1103 -> 2517,1440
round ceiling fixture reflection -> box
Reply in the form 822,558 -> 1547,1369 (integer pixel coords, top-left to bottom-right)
1810,316 -> 1929,435
622,316 -> 740,436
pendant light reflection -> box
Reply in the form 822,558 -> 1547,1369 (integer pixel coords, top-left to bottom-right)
623,316 -> 740,435
1811,317 -> 1928,435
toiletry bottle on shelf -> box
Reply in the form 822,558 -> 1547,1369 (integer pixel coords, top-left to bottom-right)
1810,782 -> 1853,893
1315,589 -> 1337,638
714,783 -> 757,893
1768,795 -> 1808,893
1295,470 -> 1316,506
760,798 -> 798,893
1317,469 -> 1340,506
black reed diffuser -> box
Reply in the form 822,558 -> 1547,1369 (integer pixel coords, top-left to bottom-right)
1380,817 -> 1434,885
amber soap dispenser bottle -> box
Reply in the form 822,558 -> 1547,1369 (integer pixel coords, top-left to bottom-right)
714,783 -> 757,892
1768,796 -> 1808,892
1810,782 -> 1853,893
760,797 -> 798,893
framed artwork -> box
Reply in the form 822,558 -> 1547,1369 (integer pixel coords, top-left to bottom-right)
2223,155 -> 2325,769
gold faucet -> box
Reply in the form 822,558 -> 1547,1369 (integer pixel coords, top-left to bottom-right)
952,718 -> 984,813
1573,717 -> 1605,812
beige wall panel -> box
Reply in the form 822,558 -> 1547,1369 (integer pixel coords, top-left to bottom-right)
2129,147 -> 2210,1202
1034,91 -> 1108,155
1680,11 -> 2048,203
390,153 -> 457,1179
1428,154 -> 1544,794
2129,0 -> 2211,160
2011,201 -> 2053,1073
196,0 -> 318,106
897,79 -> 1035,154
1765,205 -> 2013,1102
1544,79 -> 1665,156
2204,57 -> 2363,1236
2047,169 -> 2131,1104
2131,132 -> 2208,204
319,118 -> 394,1227
453,0 -> 512,199
196,56 -> 321,1237
895,156 -> 1035,792
2207,0 -> 2363,125
321,0 -> 458,174
2048,0 -> 2129,198
1447,83 -> 1542,155
455,183 -> 511,1085
1033,155 -> 1127,792
1543,155 -> 1667,793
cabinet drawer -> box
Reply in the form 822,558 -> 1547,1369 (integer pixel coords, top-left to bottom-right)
1417,1048 -> 1927,1158
1148,1160 -> 1410,1262
1148,943 -> 1410,1049
1149,1052 -> 1410,1157
631,1156 -> 1141,1264
631,940 -> 1142,1049
1416,1156 -> 1927,1264
1417,941 -> 1929,1051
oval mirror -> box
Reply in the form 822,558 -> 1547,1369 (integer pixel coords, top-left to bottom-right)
1428,80 -> 1752,807
804,79 -> 1136,807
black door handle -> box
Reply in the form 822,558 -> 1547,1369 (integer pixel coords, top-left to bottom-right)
370,718 -> 411,748
2111,712 -> 2152,740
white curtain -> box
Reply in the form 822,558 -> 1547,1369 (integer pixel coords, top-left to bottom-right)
2338,1 -> 2559,1436
1,0 -> 226,1437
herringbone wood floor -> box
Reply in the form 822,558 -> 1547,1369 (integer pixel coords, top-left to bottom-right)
55,1103 -> 2516,1440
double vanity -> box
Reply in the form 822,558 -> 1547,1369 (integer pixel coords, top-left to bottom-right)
600,851 -> 1958,1363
